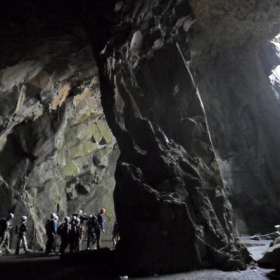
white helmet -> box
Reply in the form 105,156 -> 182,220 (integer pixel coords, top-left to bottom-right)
22,216 -> 27,221
51,213 -> 57,218
64,217 -> 70,222
9,213 -> 14,219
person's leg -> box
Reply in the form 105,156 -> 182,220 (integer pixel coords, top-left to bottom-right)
5,232 -> 11,253
15,237 -> 21,254
92,232 -> 97,249
65,238 -> 70,252
59,237 -> 66,254
69,237 -> 74,252
87,233 -> 90,249
112,232 -> 117,247
50,234 -> 55,253
0,233 -> 5,252
22,236 -> 29,252
96,230 -> 101,249
46,236 -> 51,253
53,234 -> 57,253
77,237 -> 82,251
78,235 -> 82,251
46,234 -> 54,254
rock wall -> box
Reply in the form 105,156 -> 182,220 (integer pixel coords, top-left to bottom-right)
0,6 -> 118,247
90,0 -> 250,275
188,0 -> 280,234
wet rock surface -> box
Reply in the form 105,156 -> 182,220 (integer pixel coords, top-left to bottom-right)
90,0 -> 253,275
188,0 -> 280,234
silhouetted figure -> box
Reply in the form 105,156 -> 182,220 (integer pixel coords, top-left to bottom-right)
15,216 -> 31,254
69,217 -> 83,252
45,213 -> 58,255
76,210 -> 87,248
86,215 -> 99,249
96,208 -> 106,249
112,220 -> 120,248
57,216 -> 71,254
0,213 -> 14,254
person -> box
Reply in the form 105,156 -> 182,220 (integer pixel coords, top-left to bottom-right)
112,220 -> 120,248
96,208 -> 106,249
86,215 -> 99,250
57,216 -> 71,254
0,213 -> 14,254
72,210 -> 88,225
76,210 -> 87,248
269,225 -> 280,246
69,217 -> 84,252
15,216 -> 31,255
77,210 -> 88,224
45,213 -> 58,255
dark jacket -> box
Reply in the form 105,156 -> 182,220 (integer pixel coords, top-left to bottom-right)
46,219 -> 58,235
18,223 -> 27,237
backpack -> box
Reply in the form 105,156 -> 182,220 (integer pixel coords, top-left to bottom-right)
0,218 -> 7,234
45,219 -> 52,234
91,216 -> 100,230
86,217 -> 97,232
57,223 -> 65,236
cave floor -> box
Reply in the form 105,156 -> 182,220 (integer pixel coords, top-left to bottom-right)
0,238 -> 277,280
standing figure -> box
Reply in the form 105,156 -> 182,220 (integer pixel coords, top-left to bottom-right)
112,220 -> 120,249
15,216 -> 31,254
76,210 -> 88,224
57,217 -> 71,254
0,213 -> 14,254
69,216 -> 77,252
86,215 -> 99,250
69,217 -> 83,252
76,210 -> 87,249
45,213 -> 58,255
96,208 -> 106,249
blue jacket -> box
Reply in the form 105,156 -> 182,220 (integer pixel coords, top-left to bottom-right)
97,213 -> 105,231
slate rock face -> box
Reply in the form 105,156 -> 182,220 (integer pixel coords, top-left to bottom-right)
90,0 -> 251,275
0,9 -> 118,247
258,243 -> 280,269
188,0 -> 280,234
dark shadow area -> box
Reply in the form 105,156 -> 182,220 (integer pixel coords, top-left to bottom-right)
266,270 -> 280,280
0,242 -> 275,280
0,248 -> 117,280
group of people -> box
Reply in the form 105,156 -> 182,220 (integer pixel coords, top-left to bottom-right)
0,213 -> 31,255
45,208 -> 107,255
0,207 -> 120,255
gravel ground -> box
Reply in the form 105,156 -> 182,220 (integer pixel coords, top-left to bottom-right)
130,237 -> 276,280
131,267 -> 277,280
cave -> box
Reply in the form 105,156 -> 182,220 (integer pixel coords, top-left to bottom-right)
0,0 -> 280,278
